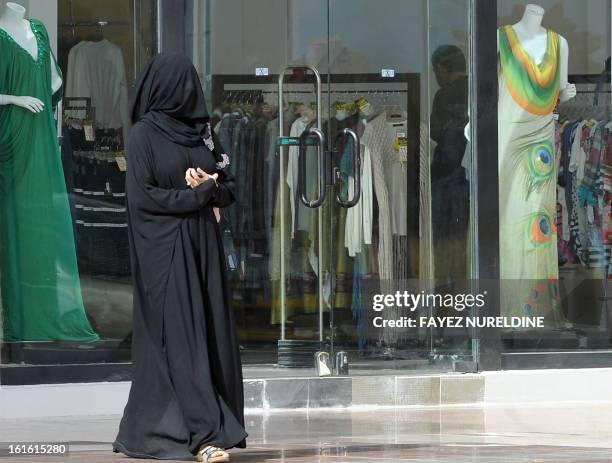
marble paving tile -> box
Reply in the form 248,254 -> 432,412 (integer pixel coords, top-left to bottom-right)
308,377 -> 352,408
440,375 -> 484,405
351,376 -> 395,406
263,378 -> 308,409
395,376 -> 441,406
243,380 -> 264,409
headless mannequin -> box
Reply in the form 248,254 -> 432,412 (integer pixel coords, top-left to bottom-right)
0,2 -> 62,113
465,3 -> 576,141
500,3 -> 576,102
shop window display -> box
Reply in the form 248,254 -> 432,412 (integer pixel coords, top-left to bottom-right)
0,2 -> 99,342
498,1 -> 612,352
0,0 -> 157,369
5,0 -> 611,382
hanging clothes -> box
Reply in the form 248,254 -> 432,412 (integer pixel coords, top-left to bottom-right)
557,120 -> 612,275
287,116 -> 314,237
66,39 -> 129,136
0,19 -> 99,342
342,120 -> 373,257
498,25 -> 564,321
360,111 -> 394,281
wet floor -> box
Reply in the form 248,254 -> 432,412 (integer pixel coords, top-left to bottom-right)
2,404 -> 612,462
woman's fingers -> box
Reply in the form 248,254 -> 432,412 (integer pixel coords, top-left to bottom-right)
185,168 -> 218,189
185,168 -> 199,187
189,168 -> 200,180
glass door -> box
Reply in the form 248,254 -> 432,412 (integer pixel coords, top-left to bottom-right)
325,0 -> 477,372
190,0 -> 331,370
192,0 -> 477,373
276,63 -> 332,368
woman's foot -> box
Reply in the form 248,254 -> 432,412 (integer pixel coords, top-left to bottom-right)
196,445 -> 230,462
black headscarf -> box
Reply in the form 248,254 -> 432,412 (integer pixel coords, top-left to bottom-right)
131,53 -> 213,149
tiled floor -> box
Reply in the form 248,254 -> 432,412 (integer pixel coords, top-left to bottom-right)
2,404 -> 612,462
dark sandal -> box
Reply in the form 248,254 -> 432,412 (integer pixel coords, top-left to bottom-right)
196,445 -> 229,462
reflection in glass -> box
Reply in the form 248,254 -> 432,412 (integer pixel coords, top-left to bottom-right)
430,44 -> 470,350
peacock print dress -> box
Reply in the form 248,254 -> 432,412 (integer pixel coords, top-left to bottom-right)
498,24 -> 563,321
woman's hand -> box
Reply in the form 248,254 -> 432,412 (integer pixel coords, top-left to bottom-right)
184,168 -> 222,222
185,168 -> 218,188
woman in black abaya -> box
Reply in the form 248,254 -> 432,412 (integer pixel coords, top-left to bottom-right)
112,53 -> 247,462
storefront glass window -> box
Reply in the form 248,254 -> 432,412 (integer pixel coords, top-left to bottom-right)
496,0 -> 612,359
0,0 -> 157,381
9,0 -> 611,383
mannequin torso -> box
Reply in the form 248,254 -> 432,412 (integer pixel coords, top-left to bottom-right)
0,2 -> 38,58
0,2 -> 62,110
498,3 -> 576,102
511,3 -> 548,65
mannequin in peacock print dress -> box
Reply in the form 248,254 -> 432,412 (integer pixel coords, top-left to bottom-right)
498,4 -> 575,321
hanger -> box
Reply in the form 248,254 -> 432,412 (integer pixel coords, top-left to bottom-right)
85,20 -> 106,42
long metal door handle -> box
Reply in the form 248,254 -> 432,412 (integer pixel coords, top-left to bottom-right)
277,65 -> 324,344
335,128 -> 361,208
299,127 -> 327,208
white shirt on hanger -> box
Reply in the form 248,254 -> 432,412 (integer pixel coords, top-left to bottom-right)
66,39 -> 129,135
345,141 -> 373,257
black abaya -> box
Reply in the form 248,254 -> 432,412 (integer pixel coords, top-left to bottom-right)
113,54 -> 247,460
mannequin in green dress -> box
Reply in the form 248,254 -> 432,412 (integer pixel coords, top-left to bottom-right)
0,2 -> 99,342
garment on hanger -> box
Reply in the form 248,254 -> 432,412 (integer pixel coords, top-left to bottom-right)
385,119 -> 409,236
343,119 -> 373,257
361,111 -> 394,280
287,116 -> 314,238
66,38 -> 129,135
0,20 -> 99,341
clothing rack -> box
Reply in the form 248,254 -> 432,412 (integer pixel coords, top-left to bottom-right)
222,89 -> 410,94
212,73 -> 421,236
211,72 -> 424,353
574,90 -> 612,94
59,21 -> 131,27
558,82 -> 612,121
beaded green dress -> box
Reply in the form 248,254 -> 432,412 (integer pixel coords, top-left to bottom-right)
0,19 -> 99,341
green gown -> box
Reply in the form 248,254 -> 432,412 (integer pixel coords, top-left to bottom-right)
0,19 -> 99,342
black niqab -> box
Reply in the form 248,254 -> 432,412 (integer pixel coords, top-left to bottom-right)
131,53 -> 215,149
